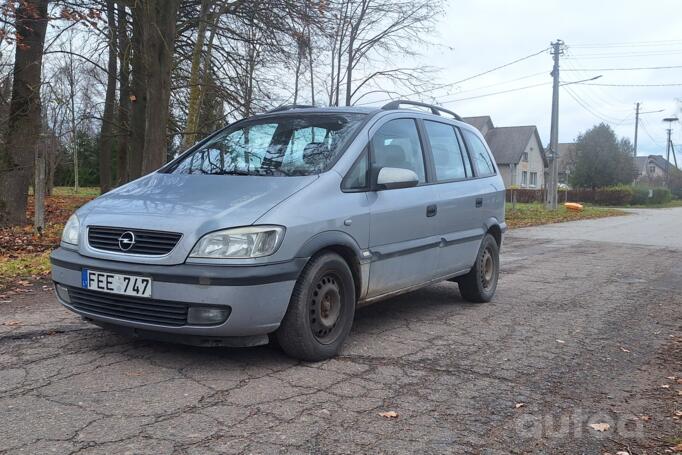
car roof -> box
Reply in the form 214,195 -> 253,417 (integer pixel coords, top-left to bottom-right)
250,105 -> 473,129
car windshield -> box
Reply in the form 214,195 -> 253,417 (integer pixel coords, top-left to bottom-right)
164,113 -> 366,176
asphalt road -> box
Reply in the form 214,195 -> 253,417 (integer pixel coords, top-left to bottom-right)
1,208 -> 681,454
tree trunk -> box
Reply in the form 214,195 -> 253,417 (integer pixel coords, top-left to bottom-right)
99,0 -> 117,194
182,0 -> 211,150
34,135 -> 46,233
141,0 -> 180,174
127,2 -> 146,180
0,0 -> 49,227
308,29 -> 315,106
293,44 -> 303,105
116,3 -> 131,185
344,41 -> 353,106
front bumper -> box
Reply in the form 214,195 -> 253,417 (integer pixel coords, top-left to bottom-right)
50,248 -> 305,341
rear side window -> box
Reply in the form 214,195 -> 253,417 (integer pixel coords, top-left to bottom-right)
462,129 -> 496,177
424,121 -> 469,181
370,119 -> 426,183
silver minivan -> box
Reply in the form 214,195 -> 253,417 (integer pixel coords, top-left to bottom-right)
51,101 -> 506,360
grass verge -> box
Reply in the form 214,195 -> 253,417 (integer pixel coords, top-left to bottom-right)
506,203 -> 626,229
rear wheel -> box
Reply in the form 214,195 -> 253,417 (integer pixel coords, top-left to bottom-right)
276,252 -> 356,361
458,233 -> 499,303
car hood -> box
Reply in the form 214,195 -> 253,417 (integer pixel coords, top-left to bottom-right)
78,172 -> 317,264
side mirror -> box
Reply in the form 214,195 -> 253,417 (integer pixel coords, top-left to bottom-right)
376,167 -> 419,190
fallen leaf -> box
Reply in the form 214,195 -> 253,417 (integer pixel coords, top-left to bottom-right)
2,320 -> 21,326
640,415 -> 651,421
378,411 -> 399,419
620,347 -> 630,353
556,339 -> 565,344
674,410 -> 682,417
616,451 -> 630,455
667,376 -> 676,380
661,384 -> 671,389
515,403 -> 525,409
588,422 -> 610,432
678,390 -> 682,396
671,443 -> 682,452
677,378 -> 682,384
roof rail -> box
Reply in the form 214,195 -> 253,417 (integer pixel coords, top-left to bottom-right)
381,100 -> 462,121
266,104 -> 315,114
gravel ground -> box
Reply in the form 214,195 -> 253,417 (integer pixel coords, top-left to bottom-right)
0,209 -> 680,454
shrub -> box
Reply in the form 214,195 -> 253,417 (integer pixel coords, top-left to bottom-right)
650,188 -> 672,204
506,188 -> 544,203
631,186 -> 649,205
593,185 -> 634,206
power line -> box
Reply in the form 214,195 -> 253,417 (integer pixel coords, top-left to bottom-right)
562,85 -> 630,124
445,48 -> 549,86
355,47 -> 549,106
561,56 -> 633,114
639,118 -> 662,147
583,82 -> 682,87
570,39 -> 682,49
565,50 -> 682,59
562,64 -> 682,72
437,71 -> 547,97
438,81 -> 550,104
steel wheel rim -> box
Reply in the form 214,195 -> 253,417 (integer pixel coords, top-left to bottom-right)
481,248 -> 495,290
309,273 -> 343,344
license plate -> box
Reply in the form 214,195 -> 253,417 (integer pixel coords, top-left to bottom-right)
82,269 -> 152,298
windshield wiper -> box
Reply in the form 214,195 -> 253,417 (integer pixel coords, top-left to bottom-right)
214,169 -> 253,176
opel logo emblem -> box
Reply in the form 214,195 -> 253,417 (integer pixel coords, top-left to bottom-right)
118,231 -> 136,252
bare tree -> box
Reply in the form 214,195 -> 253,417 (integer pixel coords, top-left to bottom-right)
0,0 -> 49,226
317,0 -> 441,107
140,0 -> 180,173
98,0 -> 117,193
116,2 -> 131,184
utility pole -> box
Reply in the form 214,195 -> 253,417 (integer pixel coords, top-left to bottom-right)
663,117 -> 679,187
547,39 -> 564,210
633,102 -> 640,158
633,104 -> 664,158
665,127 -> 672,187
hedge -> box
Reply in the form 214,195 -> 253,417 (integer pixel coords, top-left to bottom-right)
505,186 -> 672,206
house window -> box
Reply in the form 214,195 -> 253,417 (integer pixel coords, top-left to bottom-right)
521,171 -> 528,186
529,172 -> 538,187
521,152 -> 528,162
648,164 -> 656,175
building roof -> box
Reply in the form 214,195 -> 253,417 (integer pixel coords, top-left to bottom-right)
635,155 -> 672,171
461,116 -> 494,133
485,126 -> 547,166
463,116 -> 546,166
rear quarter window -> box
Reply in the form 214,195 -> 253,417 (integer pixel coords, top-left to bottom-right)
462,129 -> 496,177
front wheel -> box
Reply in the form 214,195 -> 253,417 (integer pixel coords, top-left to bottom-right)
276,252 -> 356,361
458,234 -> 499,303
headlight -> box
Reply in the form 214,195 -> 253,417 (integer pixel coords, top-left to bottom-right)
61,214 -> 80,245
189,226 -> 284,259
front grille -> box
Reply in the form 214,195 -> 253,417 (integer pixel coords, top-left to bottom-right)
88,226 -> 182,255
67,287 -> 188,326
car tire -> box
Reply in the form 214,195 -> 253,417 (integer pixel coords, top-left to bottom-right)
458,233 -> 499,303
276,252 -> 356,361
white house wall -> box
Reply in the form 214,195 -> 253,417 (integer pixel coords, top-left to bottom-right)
512,135 -> 545,189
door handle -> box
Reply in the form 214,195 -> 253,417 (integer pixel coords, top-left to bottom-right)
475,198 -> 483,208
426,204 -> 438,217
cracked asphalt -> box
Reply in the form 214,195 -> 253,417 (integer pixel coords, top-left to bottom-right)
1,208 -> 681,454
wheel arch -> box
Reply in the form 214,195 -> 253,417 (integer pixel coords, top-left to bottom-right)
296,231 -> 366,301
483,217 -> 505,247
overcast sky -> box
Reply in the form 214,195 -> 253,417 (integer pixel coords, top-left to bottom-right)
386,0 -> 681,158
